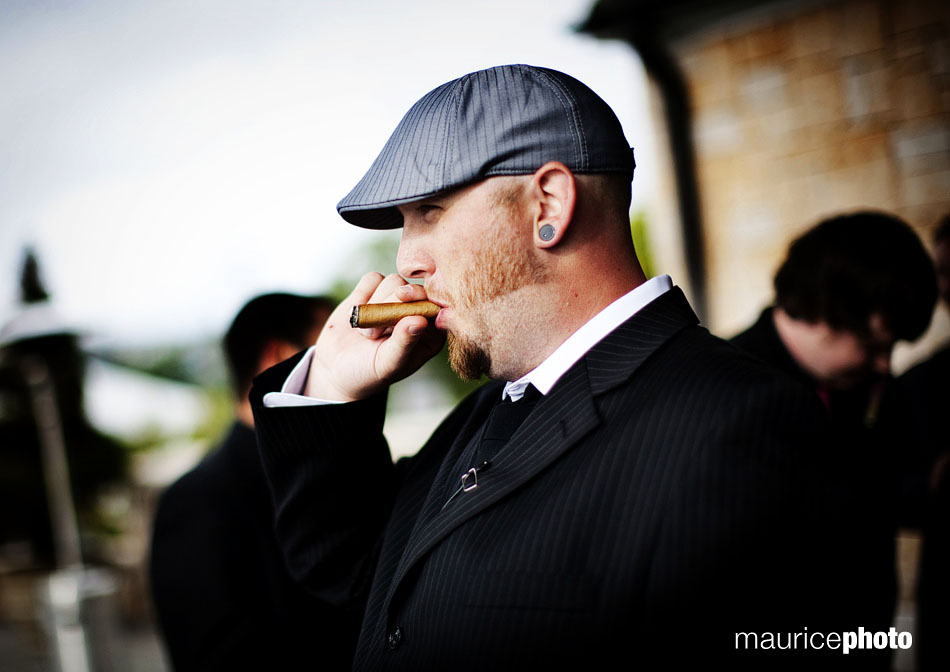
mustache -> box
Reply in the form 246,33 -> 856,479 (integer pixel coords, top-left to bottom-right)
424,287 -> 455,308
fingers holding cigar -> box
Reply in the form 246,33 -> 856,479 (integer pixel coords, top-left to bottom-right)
350,300 -> 441,328
306,273 -> 446,400
351,276 -> 439,338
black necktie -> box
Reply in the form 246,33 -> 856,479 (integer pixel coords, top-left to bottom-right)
441,384 -> 543,511
473,384 -> 542,465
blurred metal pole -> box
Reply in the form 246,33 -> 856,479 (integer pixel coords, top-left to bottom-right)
22,354 -> 92,672
22,355 -> 83,569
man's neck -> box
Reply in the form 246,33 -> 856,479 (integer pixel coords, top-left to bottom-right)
500,274 -> 667,394
517,266 -> 647,375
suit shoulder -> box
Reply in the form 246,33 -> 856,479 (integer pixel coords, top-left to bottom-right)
152,444 -> 244,530
670,326 -> 811,389
635,326 -> 827,434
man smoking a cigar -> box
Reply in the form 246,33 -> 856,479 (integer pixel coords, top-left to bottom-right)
251,65 -> 863,669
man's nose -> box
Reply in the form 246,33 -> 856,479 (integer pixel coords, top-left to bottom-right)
396,236 -> 434,280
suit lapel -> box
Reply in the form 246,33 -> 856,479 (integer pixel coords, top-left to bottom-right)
585,286 -> 700,395
385,286 -> 699,608
405,384 -> 500,536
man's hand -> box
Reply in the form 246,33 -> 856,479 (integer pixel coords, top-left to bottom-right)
304,272 -> 446,401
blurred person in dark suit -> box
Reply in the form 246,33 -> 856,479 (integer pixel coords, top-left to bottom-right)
251,65 -> 872,670
899,214 -> 950,672
149,292 -> 360,671
731,211 -> 937,667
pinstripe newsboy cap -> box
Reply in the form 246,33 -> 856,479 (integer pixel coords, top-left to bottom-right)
337,64 -> 635,229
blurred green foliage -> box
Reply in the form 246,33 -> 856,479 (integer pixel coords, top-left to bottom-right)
630,210 -> 655,279
327,230 -> 404,302
95,341 -> 227,389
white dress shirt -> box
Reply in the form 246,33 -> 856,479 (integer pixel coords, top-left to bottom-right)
263,275 -> 673,407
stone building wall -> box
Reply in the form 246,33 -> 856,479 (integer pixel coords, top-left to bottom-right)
662,0 -> 949,367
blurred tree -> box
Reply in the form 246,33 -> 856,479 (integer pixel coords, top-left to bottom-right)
20,248 -> 50,303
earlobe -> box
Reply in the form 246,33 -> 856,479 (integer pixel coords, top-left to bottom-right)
532,161 -> 575,249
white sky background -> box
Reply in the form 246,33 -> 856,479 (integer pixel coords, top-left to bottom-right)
0,0 -> 653,347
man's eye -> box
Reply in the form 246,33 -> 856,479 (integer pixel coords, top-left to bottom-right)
418,204 -> 440,217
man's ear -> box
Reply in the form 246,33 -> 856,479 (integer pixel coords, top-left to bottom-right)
529,161 -> 576,248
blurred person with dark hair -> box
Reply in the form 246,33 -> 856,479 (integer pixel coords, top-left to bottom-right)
753,211 -> 936,391
222,293 -> 335,428
149,292 -> 359,670
899,214 -> 950,672
731,210 -> 937,665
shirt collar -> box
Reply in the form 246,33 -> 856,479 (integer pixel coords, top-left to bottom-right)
503,275 -> 673,401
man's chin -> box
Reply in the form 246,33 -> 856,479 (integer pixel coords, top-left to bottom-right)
447,332 -> 490,381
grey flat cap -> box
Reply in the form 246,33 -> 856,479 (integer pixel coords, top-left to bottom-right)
337,64 -> 635,229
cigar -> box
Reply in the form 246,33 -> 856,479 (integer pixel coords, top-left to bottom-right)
350,301 -> 441,328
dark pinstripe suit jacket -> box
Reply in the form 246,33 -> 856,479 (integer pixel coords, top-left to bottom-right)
252,288 -> 865,670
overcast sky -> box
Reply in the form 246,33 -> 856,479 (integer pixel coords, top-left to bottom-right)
0,0 -> 652,347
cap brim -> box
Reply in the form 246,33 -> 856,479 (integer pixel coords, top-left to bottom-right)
337,204 -> 403,230
337,182 -> 480,230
